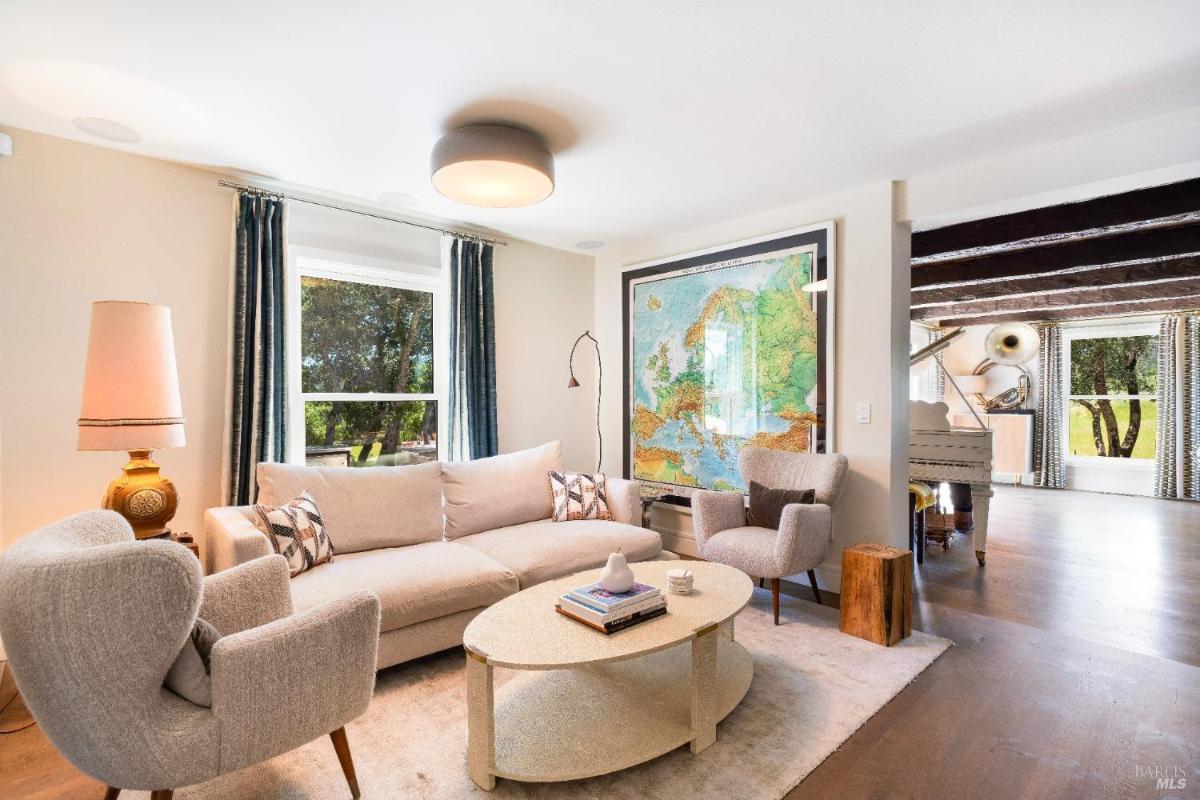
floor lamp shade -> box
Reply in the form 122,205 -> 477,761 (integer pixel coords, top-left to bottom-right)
78,301 -> 185,451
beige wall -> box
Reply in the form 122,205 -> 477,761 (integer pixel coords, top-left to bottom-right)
0,128 -> 597,549
0,128 -> 232,547
593,181 -> 911,589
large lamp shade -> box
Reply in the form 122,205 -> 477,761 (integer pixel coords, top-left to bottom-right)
78,301 -> 185,451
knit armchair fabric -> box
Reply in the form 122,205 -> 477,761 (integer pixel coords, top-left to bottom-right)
0,510 -> 380,794
693,448 -> 848,580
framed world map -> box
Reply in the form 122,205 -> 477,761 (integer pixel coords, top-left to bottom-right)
622,222 -> 835,494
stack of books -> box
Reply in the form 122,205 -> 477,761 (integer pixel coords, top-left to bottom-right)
555,580 -> 667,634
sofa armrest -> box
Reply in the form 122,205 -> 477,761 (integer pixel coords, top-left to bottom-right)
200,555 -> 293,636
210,591 -> 381,771
692,490 -> 746,548
606,477 -> 641,526
773,503 -> 833,574
205,506 -> 270,574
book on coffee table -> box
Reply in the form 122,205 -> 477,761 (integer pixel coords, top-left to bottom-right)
568,581 -> 660,614
554,601 -> 668,634
557,593 -> 666,627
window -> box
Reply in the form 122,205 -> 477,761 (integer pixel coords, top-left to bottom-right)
1065,327 -> 1157,461
287,256 -> 444,467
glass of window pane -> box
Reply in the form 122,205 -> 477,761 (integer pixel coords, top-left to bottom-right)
1068,399 -> 1156,459
1068,336 -> 1157,395
304,400 -> 437,467
300,276 -> 434,394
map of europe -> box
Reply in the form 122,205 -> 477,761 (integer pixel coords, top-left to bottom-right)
631,249 -> 821,492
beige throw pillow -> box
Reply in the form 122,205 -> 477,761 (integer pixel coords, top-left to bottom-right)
164,617 -> 221,707
442,441 -> 563,538
549,472 -> 614,521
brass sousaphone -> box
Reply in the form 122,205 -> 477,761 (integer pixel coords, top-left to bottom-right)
971,322 -> 1040,410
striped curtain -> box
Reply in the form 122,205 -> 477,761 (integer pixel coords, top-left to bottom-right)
1155,312 -> 1200,500
929,328 -> 946,402
1032,322 -> 1065,488
226,193 -> 287,505
445,237 -> 498,461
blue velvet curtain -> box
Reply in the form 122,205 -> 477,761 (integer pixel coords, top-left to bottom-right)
446,237 -> 498,461
227,193 -> 286,504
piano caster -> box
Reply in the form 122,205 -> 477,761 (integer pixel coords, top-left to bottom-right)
975,550 -> 986,567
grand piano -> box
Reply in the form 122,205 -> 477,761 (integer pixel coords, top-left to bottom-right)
909,400 -> 993,566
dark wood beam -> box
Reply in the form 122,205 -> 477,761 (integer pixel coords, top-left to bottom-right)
911,222 -> 1200,288
936,295 -> 1200,328
912,177 -> 1200,258
913,277 -> 1200,321
912,254 -> 1200,305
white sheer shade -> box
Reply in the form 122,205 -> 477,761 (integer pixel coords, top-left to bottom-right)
78,301 -> 185,451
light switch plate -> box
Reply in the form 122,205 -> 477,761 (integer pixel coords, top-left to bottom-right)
855,402 -> 871,424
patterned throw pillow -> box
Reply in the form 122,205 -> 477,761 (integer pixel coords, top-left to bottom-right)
252,490 -> 335,577
549,472 -> 614,522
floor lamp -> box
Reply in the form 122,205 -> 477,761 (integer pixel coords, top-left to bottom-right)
567,330 -> 602,473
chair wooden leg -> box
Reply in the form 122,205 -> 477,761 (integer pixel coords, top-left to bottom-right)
103,789 -> 121,800
771,578 -> 780,625
758,577 -> 765,589
807,570 -> 822,605
330,726 -> 361,799
149,791 -> 172,800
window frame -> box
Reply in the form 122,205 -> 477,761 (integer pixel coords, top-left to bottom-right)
285,250 -> 447,466
1061,319 -> 1158,467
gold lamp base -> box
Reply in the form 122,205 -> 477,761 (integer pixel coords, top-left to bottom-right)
102,449 -> 179,540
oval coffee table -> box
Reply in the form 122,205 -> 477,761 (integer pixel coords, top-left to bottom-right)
462,560 -> 754,790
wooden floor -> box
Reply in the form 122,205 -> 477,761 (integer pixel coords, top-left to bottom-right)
2,486 -> 1197,799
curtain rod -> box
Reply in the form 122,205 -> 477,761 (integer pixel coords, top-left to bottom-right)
217,179 -> 508,247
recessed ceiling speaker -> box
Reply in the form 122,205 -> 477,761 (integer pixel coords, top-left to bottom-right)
984,322 -> 1039,366
431,124 -> 554,208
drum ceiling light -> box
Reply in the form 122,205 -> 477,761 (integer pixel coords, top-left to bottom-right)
431,124 -> 554,208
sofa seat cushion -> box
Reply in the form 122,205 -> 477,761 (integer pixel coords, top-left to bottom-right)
457,519 -> 663,589
289,541 -> 519,632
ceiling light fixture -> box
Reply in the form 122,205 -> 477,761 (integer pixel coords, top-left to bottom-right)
431,124 -> 554,208
71,116 -> 141,143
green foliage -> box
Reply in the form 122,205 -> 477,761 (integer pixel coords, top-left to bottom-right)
1068,335 -> 1157,459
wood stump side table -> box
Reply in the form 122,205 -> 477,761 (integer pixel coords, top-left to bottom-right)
839,543 -> 912,646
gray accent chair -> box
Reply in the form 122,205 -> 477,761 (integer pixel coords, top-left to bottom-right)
693,447 -> 849,624
0,510 -> 380,800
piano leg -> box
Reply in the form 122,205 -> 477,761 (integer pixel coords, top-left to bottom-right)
969,482 -> 992,566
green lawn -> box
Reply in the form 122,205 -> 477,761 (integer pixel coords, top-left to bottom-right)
1067,399 -> 1156,459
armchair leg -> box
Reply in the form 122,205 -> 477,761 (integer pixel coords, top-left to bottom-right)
330,726 -> 361,798
807,570 -> 822,605
771,578 -> 780,625
149,792 -> 173,800
103,789 -> 121,800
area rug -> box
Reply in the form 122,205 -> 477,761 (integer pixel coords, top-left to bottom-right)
137,589 -> 950,799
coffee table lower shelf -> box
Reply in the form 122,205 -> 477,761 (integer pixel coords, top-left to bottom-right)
469,633 -> 753,787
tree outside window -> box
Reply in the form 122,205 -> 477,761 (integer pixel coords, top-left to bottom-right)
1066,334 -> 1156,460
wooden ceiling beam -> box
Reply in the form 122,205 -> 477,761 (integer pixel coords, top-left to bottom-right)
935,295 -> 1200,328
911,222 -> 1200,288
912,277 -> 1200,321
912,254 -> 1200,306
912,177 -> 1200,258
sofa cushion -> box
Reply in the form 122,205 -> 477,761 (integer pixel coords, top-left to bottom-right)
456,518 -> 663,588
288,541 -> 519,633
256,461 -> 443,553
251,490 -> 335,577
441,441 -> 562,539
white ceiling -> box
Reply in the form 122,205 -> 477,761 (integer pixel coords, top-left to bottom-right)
3,1 -> 1200,252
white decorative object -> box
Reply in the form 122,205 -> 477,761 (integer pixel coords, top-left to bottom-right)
600,551 -> 635,593
667,567 -> 694,595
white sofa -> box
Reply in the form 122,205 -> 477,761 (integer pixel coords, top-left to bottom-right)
205,442 -> 664,669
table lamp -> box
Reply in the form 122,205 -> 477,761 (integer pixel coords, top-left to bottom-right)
77,301 -> 185,539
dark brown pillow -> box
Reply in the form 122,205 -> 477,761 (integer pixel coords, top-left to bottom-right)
747,481 -> 815,529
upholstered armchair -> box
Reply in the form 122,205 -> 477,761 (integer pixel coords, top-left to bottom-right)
0,511 -> 380,800
693,447 -> 848,624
